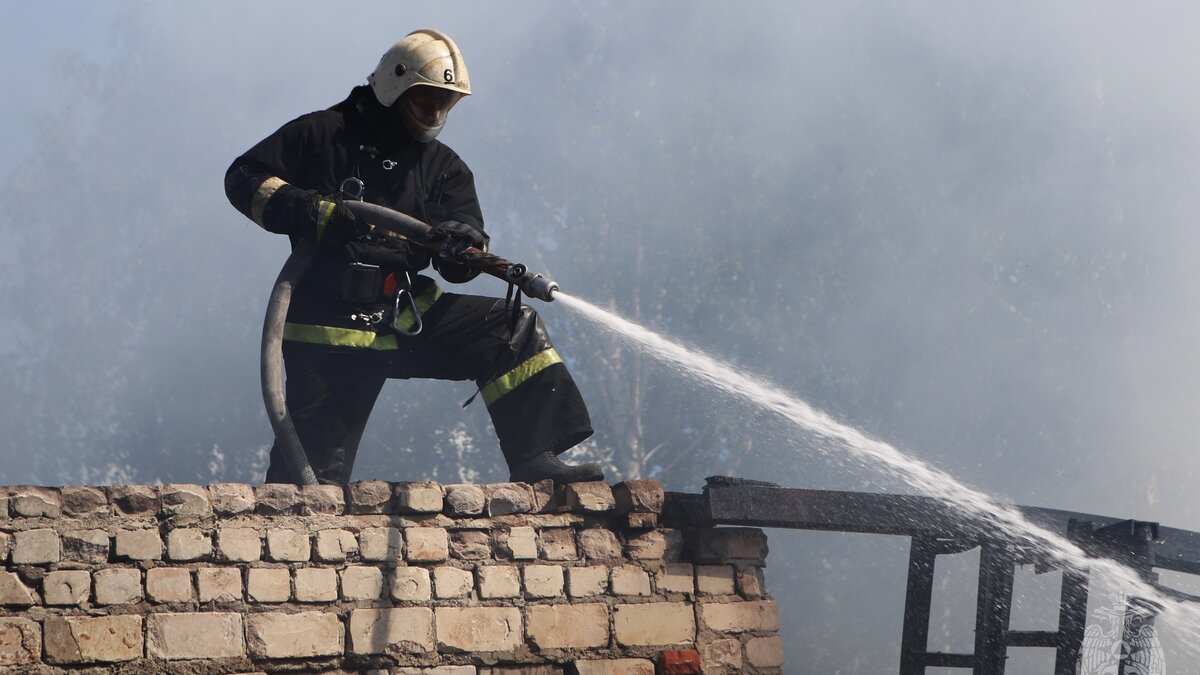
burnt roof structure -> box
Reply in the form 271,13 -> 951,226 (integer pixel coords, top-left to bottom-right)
663,477 -> 1200,675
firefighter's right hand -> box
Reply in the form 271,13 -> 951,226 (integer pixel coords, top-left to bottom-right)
429,220 -> 488,259
306,194 -> 362,243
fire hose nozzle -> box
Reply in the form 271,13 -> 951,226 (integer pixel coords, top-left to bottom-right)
505,264 -> 559,302
524,274 -> 560,302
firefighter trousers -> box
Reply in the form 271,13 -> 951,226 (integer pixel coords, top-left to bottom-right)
264,277 -> 594,485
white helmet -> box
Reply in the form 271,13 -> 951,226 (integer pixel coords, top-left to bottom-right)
368,29 -> 471,142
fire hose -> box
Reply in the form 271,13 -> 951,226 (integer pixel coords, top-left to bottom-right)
261,201 -> 560,485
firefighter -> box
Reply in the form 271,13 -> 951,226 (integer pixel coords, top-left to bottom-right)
224,29 -> 601,486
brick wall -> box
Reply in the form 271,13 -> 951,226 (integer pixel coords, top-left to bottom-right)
0,480 -> 781,674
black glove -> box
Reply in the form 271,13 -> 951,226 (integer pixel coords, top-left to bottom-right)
430,219 -> 488,255
253,181 -> 363,242
306,194 -> 363,244
430,220 -> 489,283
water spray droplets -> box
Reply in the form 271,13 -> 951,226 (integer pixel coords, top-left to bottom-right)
554,291 -> 1200,648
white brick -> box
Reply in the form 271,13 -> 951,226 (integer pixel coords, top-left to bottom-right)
434,567 -> 474,599
523,564 -> 564,598
568,565 -> 610,598
657,563 -> 695,595
147,612 -> 244,659
0,572 -> 35,606
341,566 -> 385,600
13,528 -> 61,564
160,483 -> 211,516
504,526 -> 537,560
348,607 -> 434,654
746,636 -> 785,668
216,527 -> 261,562
701,638 -> 744,672
197,567 -> 242,602
43,570 -> 90,606
574,659 -> 655,675
146,568 -> 193,603
359,527 -> 402,561
94,568 -> 143,605
435,607 -> 522,652
315,528 -> 358,562
614,602 -> 696,646
247,567 -> 291,603
10,486 -> 61,518
405,527 -> 449,562
393,481 -> 444,513
611,565 -> 651,596
526,603 -> 609,649
208,483 -> 255,515
295,567 -> 337,602
247,612 -> 342,658
166,528 -> 212,561
390,567 -> 432,602
267,528 -> 310,562
478,565 -> 521,599
699,600 -> 780,632
115,529 -> 162,561
44,615 -> 142,663
696,564 -> 735,595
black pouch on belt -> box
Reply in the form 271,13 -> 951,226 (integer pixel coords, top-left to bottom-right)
340,262 -> 383,303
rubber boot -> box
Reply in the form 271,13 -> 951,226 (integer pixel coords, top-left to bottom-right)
509,451 -> 605,484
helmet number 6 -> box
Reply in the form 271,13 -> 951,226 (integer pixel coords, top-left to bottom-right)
443,69 -> 454,83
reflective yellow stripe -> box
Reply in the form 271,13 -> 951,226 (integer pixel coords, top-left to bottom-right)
393,282 -> 443,332
315,200 -> 336,241
482,348 -> 563,406
251,176 -> 287,227
283,323 -> 399,350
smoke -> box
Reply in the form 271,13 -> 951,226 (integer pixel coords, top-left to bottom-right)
5,2 -> 1200,671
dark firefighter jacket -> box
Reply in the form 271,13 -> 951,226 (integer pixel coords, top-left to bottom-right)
224,85 -> 485,346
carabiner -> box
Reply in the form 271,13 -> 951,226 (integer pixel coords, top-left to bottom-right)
391,272 -> 423,337
339,177 -> 366,201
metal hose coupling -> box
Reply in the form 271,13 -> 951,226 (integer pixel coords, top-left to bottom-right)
505,263 -> 559,302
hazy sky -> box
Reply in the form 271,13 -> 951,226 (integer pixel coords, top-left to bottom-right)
5,2 -> 1200,671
